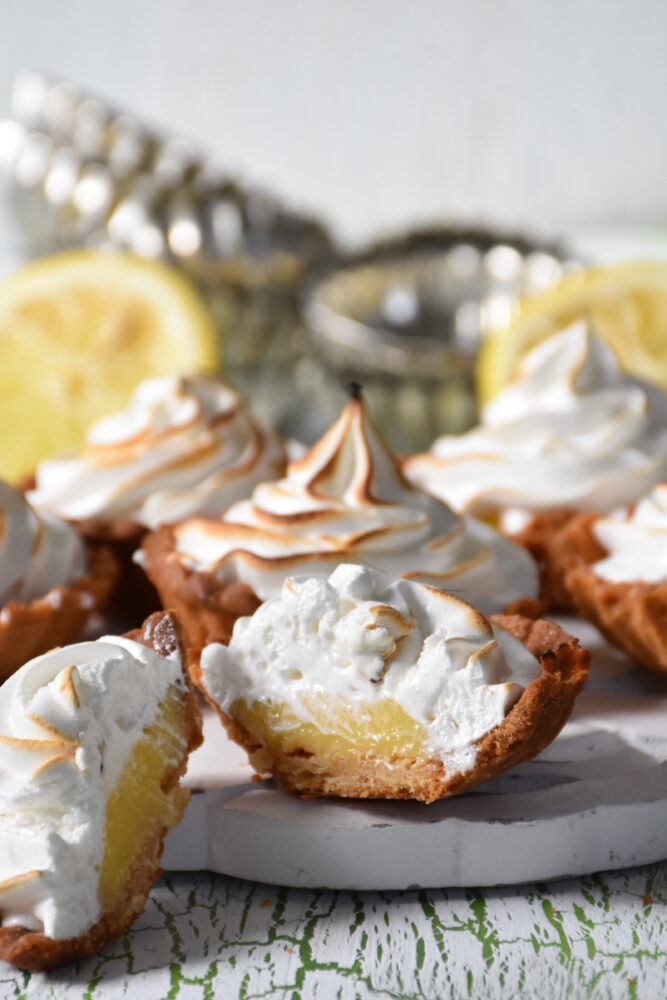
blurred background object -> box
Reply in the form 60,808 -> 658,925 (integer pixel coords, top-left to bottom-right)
2,1 -> 667,245
0,251 -> 219,481
301,227 -> 575,450
1,1 -> 667,465
0,73 -> 576,453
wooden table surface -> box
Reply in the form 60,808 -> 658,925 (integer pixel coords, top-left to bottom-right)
2,860 -> 665,999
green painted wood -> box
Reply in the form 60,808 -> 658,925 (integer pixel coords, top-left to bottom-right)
1,862 -> 665,999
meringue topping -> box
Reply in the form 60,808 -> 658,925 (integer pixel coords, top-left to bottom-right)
0,633 -> 185,940
0,481 -> 85,607
200,564 -> 540,775
591,484 -> 667,584
28,375 -> 286,529
404,324 -> 667,523
173,395 -> 538,614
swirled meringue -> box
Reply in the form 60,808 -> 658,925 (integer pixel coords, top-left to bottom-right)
591,484 -> 667,584
0,481 -> 85,607
173,394 -> 538,613
0,632 -> 186,940
200,564 -> 540,774
404,324 -> 667,525
28,375 -> 286,529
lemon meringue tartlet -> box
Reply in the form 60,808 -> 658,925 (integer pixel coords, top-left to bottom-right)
0,611 -> 202,971
554,484 -> 667,675
196,565 -> 589,802
27,373 -> 285,617
404,324 -> 667,604
0,481 -> 117,682
141,390 -> 538,655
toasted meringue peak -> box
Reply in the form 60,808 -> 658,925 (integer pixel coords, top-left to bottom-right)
404,324 -> 667,522
200,564 -> 540,773
591,483 -> 667,584
174,396 -> 538,613
0,633 -> 185,940
28,375 -> 286,529
0,481 -> 85,607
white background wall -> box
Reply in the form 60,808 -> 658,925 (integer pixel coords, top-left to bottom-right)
1,1 -> 665,244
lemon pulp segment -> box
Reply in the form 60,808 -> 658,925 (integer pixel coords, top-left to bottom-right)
232,694 -> 430,762
98,691 -> 190,911
0,250 -> 219,481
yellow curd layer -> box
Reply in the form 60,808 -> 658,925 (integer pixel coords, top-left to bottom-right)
232,693 -> 429,762
99,691 -> 190,910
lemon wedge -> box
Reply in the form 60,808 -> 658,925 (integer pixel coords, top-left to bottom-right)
0,250 -> 219,481
478,261 -> 667,404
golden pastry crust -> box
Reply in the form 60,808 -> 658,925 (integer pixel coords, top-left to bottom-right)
194,615 -> 590,804
0,544 -> 119,683
556,513 -> 667,675
140,524 -> 262,664
0,611 -> 203,972
512,510 -> 579,610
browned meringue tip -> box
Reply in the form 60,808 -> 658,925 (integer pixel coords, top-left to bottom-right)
208,614 -> 590,804
556,514 -> 667,676
0,544 -> 119,684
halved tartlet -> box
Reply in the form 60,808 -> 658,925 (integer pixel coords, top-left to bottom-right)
195,565 -> 589,803
0,611 -> 202,971
554,491 -> 667,675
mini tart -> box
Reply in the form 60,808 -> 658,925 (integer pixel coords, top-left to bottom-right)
195,615 -> 589,804
554,514 -> 667,675
0,544 -> 118,683
24,374 -> 287,624
0,611 -> 202,972
140,523 -> 262,665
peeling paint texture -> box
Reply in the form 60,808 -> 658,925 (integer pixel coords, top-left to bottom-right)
0,862 -> 665,998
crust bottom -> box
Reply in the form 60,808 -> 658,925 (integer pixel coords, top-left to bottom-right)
0,545 -> 119,683
512,510 -> 579,610
196,615 -> 590,804
556,514 -> 667,676
140,524 -> 261,664
0,612 -> 203,972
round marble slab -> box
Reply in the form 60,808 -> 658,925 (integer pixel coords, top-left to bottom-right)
162,619 -> 667,889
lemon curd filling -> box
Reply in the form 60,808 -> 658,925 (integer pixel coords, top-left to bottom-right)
231,693 -> 430,763
98,692 -> 190,911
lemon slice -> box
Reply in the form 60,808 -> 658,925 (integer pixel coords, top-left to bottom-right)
478,261 -> 667,404
0,250 -> 219,481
